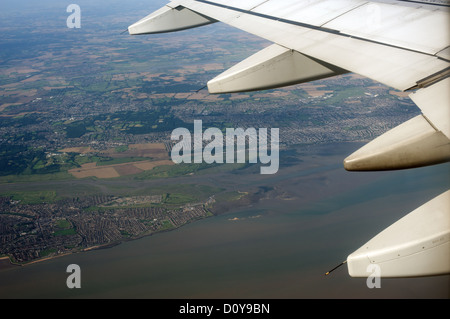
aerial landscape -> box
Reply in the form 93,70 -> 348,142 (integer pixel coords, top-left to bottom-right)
0,0 -> 448,299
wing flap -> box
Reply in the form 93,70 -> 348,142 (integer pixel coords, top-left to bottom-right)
128,4 -> 216,35
344,115 -> 450,171
251,0 -> 366,27
347,190 -> 450,278
437,46 -> 450,61
207,44 -> 348,93
410,77 -> 450,139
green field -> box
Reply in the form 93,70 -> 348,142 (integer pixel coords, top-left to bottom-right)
3,190 -> 60,204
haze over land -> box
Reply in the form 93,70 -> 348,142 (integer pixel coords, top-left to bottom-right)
0,0 -> 448,298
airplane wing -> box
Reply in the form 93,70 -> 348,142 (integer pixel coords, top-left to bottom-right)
128,0 -> 450,278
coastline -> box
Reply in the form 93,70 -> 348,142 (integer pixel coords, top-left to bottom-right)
0,242 -> 123,270
0,208 -> 221,270
0,256 -> 21,270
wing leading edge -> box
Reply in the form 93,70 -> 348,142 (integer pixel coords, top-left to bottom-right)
129,0 -> 450,278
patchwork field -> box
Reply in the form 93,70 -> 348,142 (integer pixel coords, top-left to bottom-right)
99,143 -> 168,159
69,159 -> 174,179
67,143 -> 174,179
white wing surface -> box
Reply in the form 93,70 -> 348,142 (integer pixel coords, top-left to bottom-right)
129,0 -> 450,278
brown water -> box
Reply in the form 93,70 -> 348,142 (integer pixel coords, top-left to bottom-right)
0,143 -> 449,299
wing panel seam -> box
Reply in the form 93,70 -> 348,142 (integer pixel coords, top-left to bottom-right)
318,1 -> 369,27
193,0 -> 446,58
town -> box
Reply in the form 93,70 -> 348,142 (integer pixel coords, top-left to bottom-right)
0,194 -> 215,264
